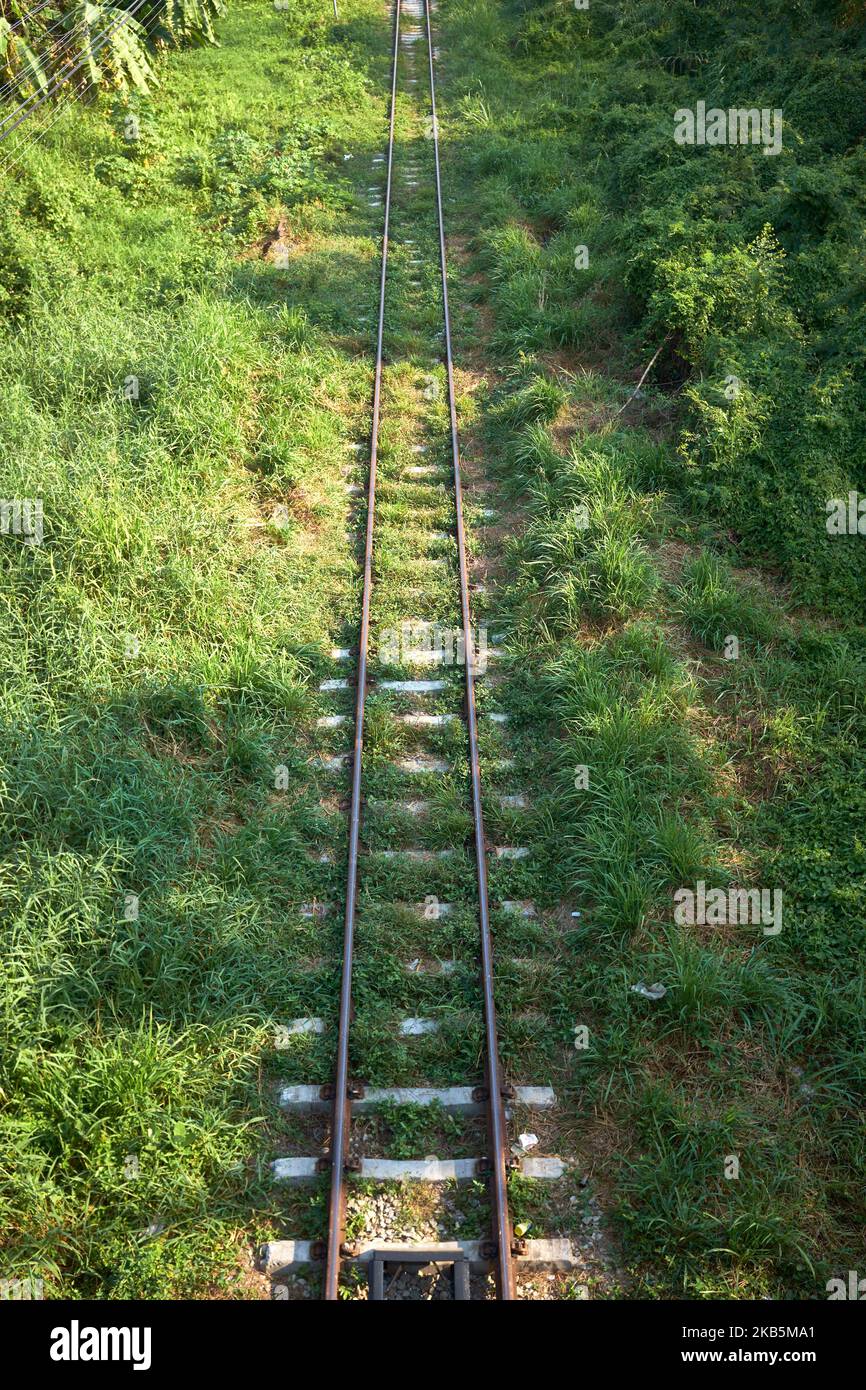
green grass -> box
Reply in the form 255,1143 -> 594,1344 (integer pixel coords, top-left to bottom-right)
0,0 -> 584,1300
0,0 -> 400,1299
2,0 -> 863,1303
432,0 -> 866,1299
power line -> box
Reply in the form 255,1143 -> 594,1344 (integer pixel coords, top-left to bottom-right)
2,0 -> 61,34
0,1 -> 167,175
0,0 -> 150,144
0,12 -> 95,106
0,0 -> 151,139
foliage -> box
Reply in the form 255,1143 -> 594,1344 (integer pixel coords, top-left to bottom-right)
0,0 -> 385,1297
445,0 -> 866,1295
460,0 -> 866,609
0,0 -> 225,100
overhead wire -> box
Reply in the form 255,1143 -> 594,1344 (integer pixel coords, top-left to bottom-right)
2,0 -> 61,33
0,0 -> 151,145
0,11 -> 100,107
0,0 -> 165,176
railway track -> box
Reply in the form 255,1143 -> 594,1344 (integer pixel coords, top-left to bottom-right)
260,0 -> 579,1301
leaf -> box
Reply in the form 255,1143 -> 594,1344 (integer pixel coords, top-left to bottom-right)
16,40 -> 50,92
0,19 -> 50,92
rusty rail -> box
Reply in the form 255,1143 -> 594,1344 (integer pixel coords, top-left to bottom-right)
423,0 -> 516,1300
323,0 -> 403,1302
323,0 -> 516,1300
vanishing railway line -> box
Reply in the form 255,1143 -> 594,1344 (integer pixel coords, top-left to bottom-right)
322,0 -> 517,1300
0,0 -> 583,1305
259,0 -> 577,1301
318,0 -> 524,1299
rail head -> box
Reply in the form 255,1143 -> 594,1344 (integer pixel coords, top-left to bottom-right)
322,0 -> 516,1301
323,0 -> 404,1303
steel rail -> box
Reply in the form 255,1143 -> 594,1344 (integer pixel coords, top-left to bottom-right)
423,0 -> 516,1299
323,0 -> 403,1302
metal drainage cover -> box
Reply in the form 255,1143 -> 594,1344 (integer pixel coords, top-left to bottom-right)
368,1251 -> 470,1301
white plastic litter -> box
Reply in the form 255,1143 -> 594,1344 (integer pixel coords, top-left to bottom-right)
512,1132 -> 539,1156
631,981 -> 667,1000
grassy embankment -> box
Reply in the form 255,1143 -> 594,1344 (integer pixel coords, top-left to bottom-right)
2,0 -> 864,1301
433,0 -> 866,1297
0,0 -> 402,1299
0,0 -> 588,1303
